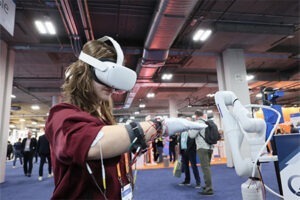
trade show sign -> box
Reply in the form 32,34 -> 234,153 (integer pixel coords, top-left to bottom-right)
274,134 -> 300,199
0,0 -> 16,36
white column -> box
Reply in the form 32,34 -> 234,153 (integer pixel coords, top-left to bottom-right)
216,49 -> 251,168
0,40 -> 15,183
218,49 -> 250,105
20,120 -> 26,131
168,96 -> 178,118
52,95 -> 62,106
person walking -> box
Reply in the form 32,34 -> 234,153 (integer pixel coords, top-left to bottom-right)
169,134 -> 177,163
21,130 -> 37,177
37,134 -> 52,181
7,141 -> 13,160
13,138 -> 23,168
155,136 -> 164,163
178,117 -> 201,188
189,110 -> 214,195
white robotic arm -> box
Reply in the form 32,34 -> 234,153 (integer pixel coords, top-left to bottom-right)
215,91 -> 282,200
215,91 -> 266,177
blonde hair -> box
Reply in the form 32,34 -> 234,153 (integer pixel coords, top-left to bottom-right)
62,40 -> 116,124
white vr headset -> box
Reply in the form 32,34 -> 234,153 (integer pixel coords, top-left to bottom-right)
78,36 -> 137,91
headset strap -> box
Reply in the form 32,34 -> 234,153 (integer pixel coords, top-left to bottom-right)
98,36 -> 124,65
78,51 -> 108,72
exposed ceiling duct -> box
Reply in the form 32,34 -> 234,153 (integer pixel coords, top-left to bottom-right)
125,0 -> 200,108
140,0 -> 199,74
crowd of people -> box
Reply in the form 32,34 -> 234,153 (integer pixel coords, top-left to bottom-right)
6,130 -> 52,181
146,111 -> 218,196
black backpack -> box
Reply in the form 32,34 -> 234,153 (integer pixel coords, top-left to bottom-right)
199,119 -> 221,145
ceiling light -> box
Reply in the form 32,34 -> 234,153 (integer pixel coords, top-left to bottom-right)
206,93 -> 215,97
31,121 -> 38,125
31,105 -> 40,110
147,93 -> 155,98
45,21 -> 56,35
193,29 -> 212,41
35,20 -> 47,34
193,29 -> 204,41
134,111 -> 140,115
11,94 -> 16,98
9,124 -> 16,128
246,75 -> 254,81
200,30 -> 212,41
162,73 -> 173,80
19,118 -> 26,122
139,103 -> 146,108
35,20 -> 56,35
130,116 -> 135,120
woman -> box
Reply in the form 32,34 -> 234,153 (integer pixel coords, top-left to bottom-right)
45,36 -> 205,199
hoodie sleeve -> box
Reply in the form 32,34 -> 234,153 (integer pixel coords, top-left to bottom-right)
46,104 -> 105,167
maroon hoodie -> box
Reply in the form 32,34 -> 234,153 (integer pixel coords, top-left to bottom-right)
45,103 -> 129,199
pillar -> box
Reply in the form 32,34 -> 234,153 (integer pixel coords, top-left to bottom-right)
217,49 -> 250,104
168,96 -> 178,118
52,95 -> 62,106
216,49 -> 251,168
0,40 -> 15,183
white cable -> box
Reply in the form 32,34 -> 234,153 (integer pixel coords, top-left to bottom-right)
243,104 -> 283,199
264,184 -> 284,199
244,104 -> 280,177
99,141 -> 106,189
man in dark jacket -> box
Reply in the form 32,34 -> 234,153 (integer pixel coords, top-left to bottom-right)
169,134 -> 177,163
37,134 -> 52,181
21,131 -> 37,177
7,141 -> 13,160
13,138 -> 23,167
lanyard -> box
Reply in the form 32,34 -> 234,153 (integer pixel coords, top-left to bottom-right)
117,153 -> 131,187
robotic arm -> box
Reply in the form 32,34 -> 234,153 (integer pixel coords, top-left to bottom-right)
215,91 -> 282,200
215,91 -> 266,177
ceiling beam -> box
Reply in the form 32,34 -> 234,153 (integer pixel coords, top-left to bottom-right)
215,21 -> 295,35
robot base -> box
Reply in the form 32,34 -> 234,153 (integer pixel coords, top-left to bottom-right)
241,178 -> 265,200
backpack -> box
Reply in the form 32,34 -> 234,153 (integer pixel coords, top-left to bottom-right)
199,119 -> 221,145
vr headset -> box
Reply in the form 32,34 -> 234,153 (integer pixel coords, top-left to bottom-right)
78,36 -> 137,91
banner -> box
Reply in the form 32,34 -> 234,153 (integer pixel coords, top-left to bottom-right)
274,134 -> 300,199
0,0 -> 16,36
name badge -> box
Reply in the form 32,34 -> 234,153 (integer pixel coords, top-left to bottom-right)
121,183 -> 133,200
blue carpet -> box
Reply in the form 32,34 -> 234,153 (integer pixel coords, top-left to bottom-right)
0,160 -> 281,199
134,163 -> 280,200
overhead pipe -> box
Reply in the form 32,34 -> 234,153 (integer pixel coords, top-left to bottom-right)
60,0 -> 78,35
125,0 -> 200,108
84,0 -> 94,40
77,0 -> 94,41
56,0 -> 82,56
